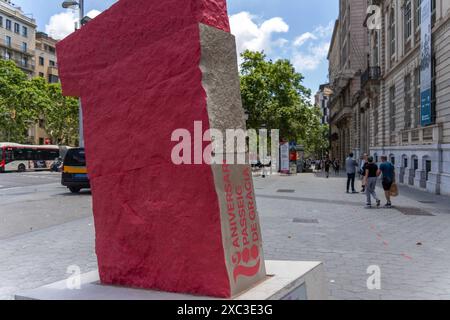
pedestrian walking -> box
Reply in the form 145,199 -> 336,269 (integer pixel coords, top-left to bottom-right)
324,158 -> 331,178
378,155 -> 395,208
359,153 -> 368,193
333,159 -> 340,176
364,156 -> 381,208
345,153 -> 358,193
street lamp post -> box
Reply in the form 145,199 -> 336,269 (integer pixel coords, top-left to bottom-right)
62,0 -> 85,148
261,123 -> 267,178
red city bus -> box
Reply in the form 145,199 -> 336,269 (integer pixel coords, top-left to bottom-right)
0,143 -> 60,173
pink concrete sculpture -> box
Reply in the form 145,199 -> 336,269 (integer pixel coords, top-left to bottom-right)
57,0 -> 266,298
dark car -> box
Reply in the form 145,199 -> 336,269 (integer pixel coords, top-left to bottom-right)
61,148 -> 90,193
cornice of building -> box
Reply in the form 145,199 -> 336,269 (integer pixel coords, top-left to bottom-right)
0,0 -> 37,28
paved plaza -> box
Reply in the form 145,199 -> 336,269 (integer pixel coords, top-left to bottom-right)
1,171 -> 450,300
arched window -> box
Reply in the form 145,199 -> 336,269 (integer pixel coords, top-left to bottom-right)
423,156 -> 431,181
389,154 -> 396,165
402,155 -> 408,168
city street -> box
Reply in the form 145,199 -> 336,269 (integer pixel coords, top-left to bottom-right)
1,171 -> 450,300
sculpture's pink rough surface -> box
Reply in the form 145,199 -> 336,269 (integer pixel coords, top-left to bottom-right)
57,0 -> 265,298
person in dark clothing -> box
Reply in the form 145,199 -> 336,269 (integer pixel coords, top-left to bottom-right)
364,156 -> 381,208
333,159 -> 340,176
378,155 -> 396,208
324,158 -> 331,178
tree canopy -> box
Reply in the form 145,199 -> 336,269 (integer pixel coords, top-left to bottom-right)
239,50 -> 329,157
0,60 -> 78,145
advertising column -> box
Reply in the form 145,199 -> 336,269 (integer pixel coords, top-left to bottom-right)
280,142 -> 290,174
420,0 -> 432,126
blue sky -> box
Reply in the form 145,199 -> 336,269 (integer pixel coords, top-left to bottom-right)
13,0 -> 338,94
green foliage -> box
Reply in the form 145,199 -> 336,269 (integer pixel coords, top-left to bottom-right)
0,60 -> 78,145
239,51 -> 329,156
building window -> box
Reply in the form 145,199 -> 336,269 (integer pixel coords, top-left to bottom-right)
5,36 -> 11,47
22,42 -> 27,53
415,0 -> 422,29
39,56 -> 44,66
39,72 -> 44,78
390,8 -> 396,58
404,74 -> 412,129
404,0 -> 412,40
404,158 -> 408,168
431,55 -> 436,124
431,0 -> 436,26
391,156 -> 396,165
49,60 -> 56,67
14,23 -> 20,34
425,160 -> 431,181
373,31 -> 379,66
22,26 -> 28,37
48,75 -> 59,84
389,86 -> 396,132
414,67 -> 421,127
0,16 -> 3,28
5,19 -> 11,30
22,56 -> 28,68
373,108 -> 379,145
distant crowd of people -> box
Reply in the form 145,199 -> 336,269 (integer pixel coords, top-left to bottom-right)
311,158 -> 340,178
313,153 -> 397,209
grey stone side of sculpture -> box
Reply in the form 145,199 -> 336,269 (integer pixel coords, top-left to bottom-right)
199,23 -> 246,132
199,23 -> 267,297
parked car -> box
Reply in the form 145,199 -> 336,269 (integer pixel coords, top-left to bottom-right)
61,148 -> 90,193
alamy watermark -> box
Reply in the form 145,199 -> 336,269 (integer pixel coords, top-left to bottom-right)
171,121 -> 280,166
366,265 -> 381,290
66,265 -> 81,290
367,5 -> 382,30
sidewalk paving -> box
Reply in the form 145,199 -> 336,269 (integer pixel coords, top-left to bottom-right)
1,172 -> 450,300
256,172 -> 450,300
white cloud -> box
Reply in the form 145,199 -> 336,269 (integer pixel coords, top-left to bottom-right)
45,9 -> 102,40
230,12 -> 289,56
229,13 -> 333,74
292,42 -> 330,71
291,21 -> 334,72
313,21 -> 334,38
293,32 -> 317,47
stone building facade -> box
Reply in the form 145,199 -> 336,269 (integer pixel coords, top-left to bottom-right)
327,0 -> 369,164
327,0 -> 450,195
315,84 -> 332,125
35,32 -> 59,84
365,0 -> 450,195
0,0 -> 36,76
0,1 -> 60,145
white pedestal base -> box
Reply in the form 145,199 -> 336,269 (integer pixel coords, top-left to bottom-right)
15,261 -> 327,300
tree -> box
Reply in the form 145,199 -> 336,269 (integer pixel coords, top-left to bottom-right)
239,50 -> 329,155
0,60 -> 41,143
43,84 -> 79,146
0,60 -> 79,145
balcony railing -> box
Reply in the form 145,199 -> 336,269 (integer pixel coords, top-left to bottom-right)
48,66 -> 58,75
0,38 -> 35,56
361,66 -> 381,89
398,124 -> 442,146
